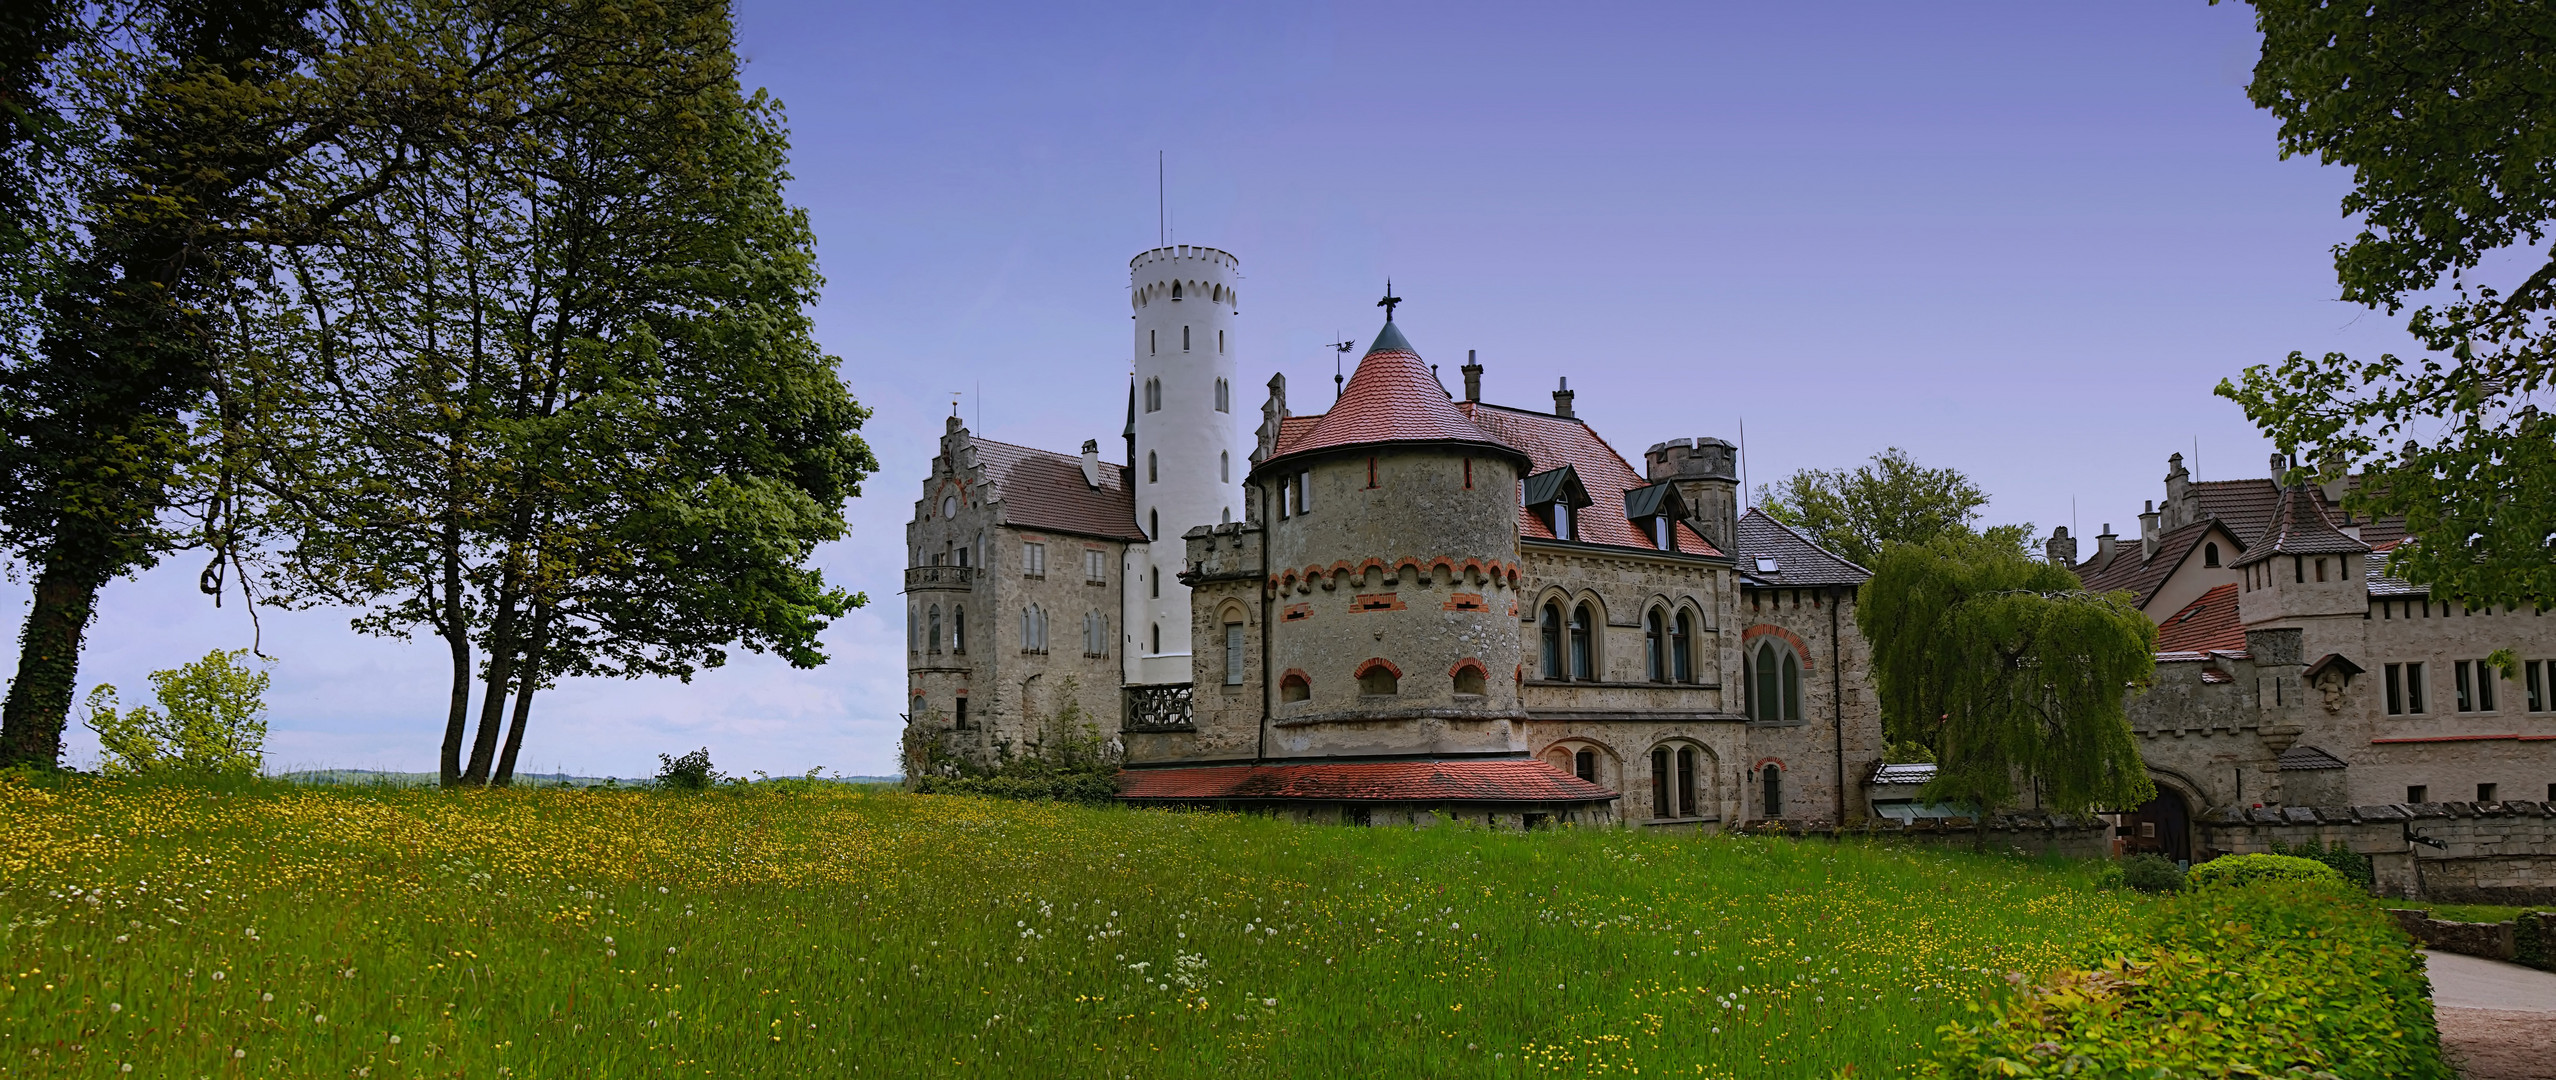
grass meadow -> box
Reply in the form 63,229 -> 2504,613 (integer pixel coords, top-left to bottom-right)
1,776 -> 2142,1078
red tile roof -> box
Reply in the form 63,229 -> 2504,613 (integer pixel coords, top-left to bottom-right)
2154,583 -> 2245,653
2072,518 -> 2230,609
1116,759 -> 1619,803
1263,322 -> 1517,468
2229,483 -> 2370,567
1457,401 -> 1720,557
968,437 -> 1146,542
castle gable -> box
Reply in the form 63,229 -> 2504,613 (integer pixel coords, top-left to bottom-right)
966,437 -> 1146,542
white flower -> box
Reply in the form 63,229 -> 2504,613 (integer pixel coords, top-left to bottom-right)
315,1015 -> 327,1024
666,947 -> 676,955
108,1003 -> 121,1013
389,1035 -> 401,1045
658,887 -> 669,894
261,993 -> 272,1002
232,1049 -> 246,1059
210,971 -> 224,981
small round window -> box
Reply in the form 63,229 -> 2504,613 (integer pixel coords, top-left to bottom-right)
942,495 -> 958,519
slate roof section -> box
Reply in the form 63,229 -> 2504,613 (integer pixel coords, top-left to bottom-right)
1456,400 -> 1720,557
1116,759 -> 1620,803
2367,552 -> 2429,598
2276,745 -> 2348,772
969,437 -> 1147,542
2230,484 -> 2371,567
2181,476 -> 2408,548
2154,583 -> 2246,653
1262,321 -> 1518,468
1730,509 -> 1871,587
2071,518 -> 2227,609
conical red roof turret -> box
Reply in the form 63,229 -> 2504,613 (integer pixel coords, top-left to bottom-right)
1259,320 -> 1521,470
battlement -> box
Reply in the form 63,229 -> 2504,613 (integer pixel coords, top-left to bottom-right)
1644,437 -> 1738,482
1128,245 -> 1239,271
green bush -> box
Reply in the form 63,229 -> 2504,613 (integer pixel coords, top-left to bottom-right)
2116,853 -> 2184,894
2186,851 -> 2342,890
654,748 -> 722,791
81,649 -> 272,777
1930,877 -> 2453,1079
2272,838 -> 2376,891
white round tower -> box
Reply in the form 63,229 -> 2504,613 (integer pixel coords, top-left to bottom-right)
1125,245 -> 1244,685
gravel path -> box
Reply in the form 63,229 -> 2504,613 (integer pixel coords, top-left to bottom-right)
2427,951 -> 2556,1080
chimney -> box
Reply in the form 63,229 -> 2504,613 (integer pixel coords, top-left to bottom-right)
1253,372 -> 1289,466
2139,500 -> 2161,560
2269,451 -> 2291,482
2163,452 -> 2190,529
1461,349 -> 1482,402
2095,523 -> 2117,562
2044,526 -> 2078,568
1552,376 -> 1575,419
2317,447 -> 2351,509
1079,439 -> 1101,489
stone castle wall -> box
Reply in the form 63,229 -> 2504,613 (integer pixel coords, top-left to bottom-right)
2199,801 -> 2556,904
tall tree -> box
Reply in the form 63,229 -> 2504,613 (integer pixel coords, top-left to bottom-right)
2216,1 -> 2556,607
1756,447 -> 2030,567
1858,534 -> 2156,835
0,0 -> 333,768
236,0 -> 873,786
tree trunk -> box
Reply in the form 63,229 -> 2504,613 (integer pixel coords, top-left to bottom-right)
0,556 -> 109,768
437,512 -> 471,788
492,601 -> 551,787
461,557 -> 524,784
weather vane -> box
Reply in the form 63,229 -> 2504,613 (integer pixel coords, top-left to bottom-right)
1376,280 -> 1401,321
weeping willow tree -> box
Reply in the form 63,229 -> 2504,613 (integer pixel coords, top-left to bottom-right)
1858,535 -> 2158,836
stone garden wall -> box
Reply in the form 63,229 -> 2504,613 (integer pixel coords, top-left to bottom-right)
2199,800 -> 2556,904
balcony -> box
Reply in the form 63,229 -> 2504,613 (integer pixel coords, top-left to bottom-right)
1124,684 -> 1196,733
904,565 -> 977,591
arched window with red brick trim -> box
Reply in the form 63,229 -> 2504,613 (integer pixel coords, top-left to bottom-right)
1355,658 -> 1400,696
1450,658 -> 1487,697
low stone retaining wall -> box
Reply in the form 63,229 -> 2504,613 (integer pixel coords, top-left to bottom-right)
1809,813 -> 2113,859
2199,800 -> 2556,904
2389,909 -> 2556,973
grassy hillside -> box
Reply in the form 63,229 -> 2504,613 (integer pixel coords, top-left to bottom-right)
0,777 -> 2137,1078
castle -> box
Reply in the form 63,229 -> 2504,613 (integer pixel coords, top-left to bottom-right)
902,243 -> 2556,858
905,246 -> 1883,828
2052,457 -> 2556,865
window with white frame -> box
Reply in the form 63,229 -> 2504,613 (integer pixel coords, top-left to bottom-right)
1020,605 -> 1047,654
1082,611 -> 1108,657
1084,549 -> 1107,584
1022,542 -> 1045,578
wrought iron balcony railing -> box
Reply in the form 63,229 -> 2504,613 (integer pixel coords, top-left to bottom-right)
1123,684 -> 1196,733
904,565 -> 977,590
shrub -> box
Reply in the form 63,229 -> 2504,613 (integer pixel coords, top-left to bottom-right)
655,748 -> 722,791
2116,853 -> 2184,894
2272,837 -> 2376,891
81,649 -> 271,777
905,679 -> 1121,804
2186,851 -> 2341,890
1930,877 -> 2454,1079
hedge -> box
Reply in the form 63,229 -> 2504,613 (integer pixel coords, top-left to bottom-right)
1928,877 -> 2453,1079
2184,851 -> 2343,889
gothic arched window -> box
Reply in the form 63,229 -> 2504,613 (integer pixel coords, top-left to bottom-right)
1539,604 -> 1564,679
1761,763 -> 1783,819
1148,451 -> 1158,483
1215,377 -> 1230,413
1746,640 -> 1802,723
1645,609 -> 1668,682
927,605 -> 942,654
1569,603 -> 1595,681
1672,611 -> 1695,683
951,605 -> 966,655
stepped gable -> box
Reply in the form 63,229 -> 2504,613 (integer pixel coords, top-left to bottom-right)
1457,401 -> 1719,557
2155,582 -> 2245,653
1117,759 -> 1619,803
2230,483 -> 2371,568
969,437 -> 1146,542
1731,508 -> 1868,586
1261,321 -> 1518,467
2074,517 -> 2219,608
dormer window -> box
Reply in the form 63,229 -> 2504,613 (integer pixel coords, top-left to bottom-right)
1523,465 -> 1592,541
1623,481 -> 1689,552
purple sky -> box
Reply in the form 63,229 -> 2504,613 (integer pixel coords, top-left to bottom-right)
13,2 -> 2431,778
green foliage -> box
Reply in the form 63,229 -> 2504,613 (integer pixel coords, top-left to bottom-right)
1931,877 -> 2454,1079
2185,852 -> 2343,890
79,649 -> 270,777
1882,739 -> 1936,764
2518,912 -> 2554,973
1858,534 -> 2158,822
2117,853 -> 2185,895
1755,447 -> 2030,568
2272,838 -> 2375,892
654,747 -> 723,792
2216,1 -> 2556,608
